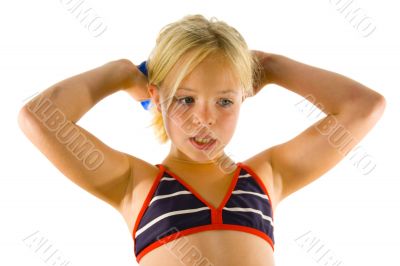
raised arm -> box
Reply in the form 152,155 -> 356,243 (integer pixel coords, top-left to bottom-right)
17,59 -> 150,211
249,51 -> 386,203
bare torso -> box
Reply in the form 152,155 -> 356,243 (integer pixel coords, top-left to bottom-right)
119,155 -> 277,266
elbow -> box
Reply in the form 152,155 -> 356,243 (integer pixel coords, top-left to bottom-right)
373,93 -> 386,109
18,106 -> 33,137
344,90 -> 386,119
18,105 -> 39,138
367,90 -> 386,113
369,93 -> 386,120
17,106 -> 30,131
357,91 -> 386,120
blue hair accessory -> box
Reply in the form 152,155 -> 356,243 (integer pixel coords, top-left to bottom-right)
136,60 -> 152,111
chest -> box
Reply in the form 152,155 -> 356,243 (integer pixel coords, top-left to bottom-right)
124,162 -> 274,233
174,172 -> 235,209
125,163 -> 273,265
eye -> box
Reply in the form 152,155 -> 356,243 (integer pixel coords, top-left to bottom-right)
174,96 -> 194,105
219,98 -> 233,107
174,96 -> 233,107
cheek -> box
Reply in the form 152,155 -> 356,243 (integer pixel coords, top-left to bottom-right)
166,103 -> 191,123
218,110 -> 241,137
220,108 -> 240,124
163,108 -> 196,139
165,104 -> 202,137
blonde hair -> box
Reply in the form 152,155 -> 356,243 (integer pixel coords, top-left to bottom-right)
146,14 -> 262,144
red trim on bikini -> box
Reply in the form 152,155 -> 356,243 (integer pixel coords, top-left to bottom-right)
236,162 -> 275,221
136,224 -> 275,263
132,162 -> 275,263
162,162 -> 241,224
132,164 -> 166,247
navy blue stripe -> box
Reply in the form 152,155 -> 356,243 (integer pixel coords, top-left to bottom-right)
155,177 -> 188,195
225,192 -> 273,218
222,210 -> 274,243
135,209 -> 211,255
138,193 -> 208,228
235,175 -> 266,195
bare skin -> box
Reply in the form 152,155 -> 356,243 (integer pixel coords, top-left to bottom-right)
18,51 -> 385,266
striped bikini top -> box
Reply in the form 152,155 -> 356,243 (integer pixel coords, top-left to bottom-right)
132,162 -> 275,263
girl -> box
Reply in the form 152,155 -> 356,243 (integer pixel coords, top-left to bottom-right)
18,14 -> 386,266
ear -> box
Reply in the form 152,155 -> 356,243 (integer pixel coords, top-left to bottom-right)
148,84 -> 161,112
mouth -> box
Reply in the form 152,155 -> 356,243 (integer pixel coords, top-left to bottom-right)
190,137 -> 217,150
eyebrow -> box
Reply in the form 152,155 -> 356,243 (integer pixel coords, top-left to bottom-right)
177,87 -> 238,95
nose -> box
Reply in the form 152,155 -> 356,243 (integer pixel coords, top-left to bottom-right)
192,102 -> 215,126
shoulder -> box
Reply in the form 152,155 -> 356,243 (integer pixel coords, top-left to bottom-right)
124,154 -> 164,199
120,154 -> 162,211
241,149 -> 281,211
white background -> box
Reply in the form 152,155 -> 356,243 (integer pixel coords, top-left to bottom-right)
1,0 -> 399,265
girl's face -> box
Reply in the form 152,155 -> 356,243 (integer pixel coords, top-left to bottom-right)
150,54 -> 243,164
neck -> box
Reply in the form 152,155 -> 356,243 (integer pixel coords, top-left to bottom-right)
162,153 -> 237,175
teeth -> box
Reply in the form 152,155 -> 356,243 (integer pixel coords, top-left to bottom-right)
194,137 -> 213,144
